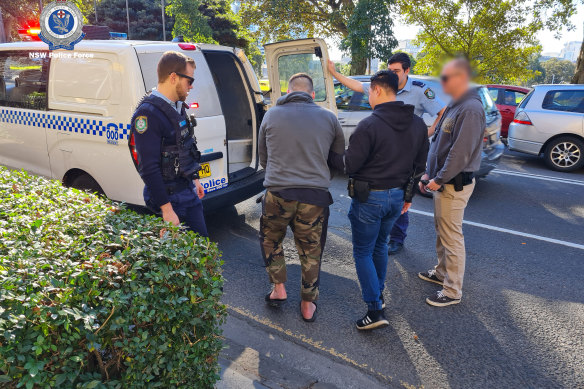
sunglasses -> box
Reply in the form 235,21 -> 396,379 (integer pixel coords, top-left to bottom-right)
173,72 -> 195,86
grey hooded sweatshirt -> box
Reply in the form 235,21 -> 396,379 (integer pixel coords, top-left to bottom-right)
426,88 -> 485,185
258,91 -> 345,191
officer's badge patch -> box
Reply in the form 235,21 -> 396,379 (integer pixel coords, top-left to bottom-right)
135,116 -> 148,134
424,88 -> 436,100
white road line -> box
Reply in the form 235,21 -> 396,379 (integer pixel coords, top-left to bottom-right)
492,169 -> 584,186
409,209 -> 584,251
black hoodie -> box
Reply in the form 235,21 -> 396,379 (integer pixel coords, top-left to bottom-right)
329,101 -> 429,190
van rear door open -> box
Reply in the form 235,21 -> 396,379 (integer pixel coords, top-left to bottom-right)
264,38 -> 336,114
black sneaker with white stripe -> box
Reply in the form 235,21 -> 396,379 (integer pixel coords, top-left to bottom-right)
426,290 -> 461,307
356,310 -> 389,330
418,269 -> 443,286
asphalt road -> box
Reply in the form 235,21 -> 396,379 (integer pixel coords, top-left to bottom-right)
209,149 -> 584,389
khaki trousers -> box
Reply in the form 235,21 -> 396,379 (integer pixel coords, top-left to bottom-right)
433,180 -> 475,299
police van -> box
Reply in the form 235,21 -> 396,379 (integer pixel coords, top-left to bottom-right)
0,39 -> 336,211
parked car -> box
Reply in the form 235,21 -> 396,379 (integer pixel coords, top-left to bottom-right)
508,84 -> 584,172
486,84 -> 531,139
0,38 -> 337,212
334,75 -> 505,180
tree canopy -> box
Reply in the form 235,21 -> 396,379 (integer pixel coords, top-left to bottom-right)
399,0 -> 582,83
541,57 -> 577,84
340,0 -> 397,74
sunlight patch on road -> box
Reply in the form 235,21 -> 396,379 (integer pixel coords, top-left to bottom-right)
225,303 -> 394,385
503,289 -> 584,387
388,313 -> 451,389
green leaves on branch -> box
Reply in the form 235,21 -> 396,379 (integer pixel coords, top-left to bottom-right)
0,167 -> 225,388
399,0 -> 581,84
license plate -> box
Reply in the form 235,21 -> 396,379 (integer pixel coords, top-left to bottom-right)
199,163 -> 211,178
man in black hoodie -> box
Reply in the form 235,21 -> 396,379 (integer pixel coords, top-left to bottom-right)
329,71 -> 429,330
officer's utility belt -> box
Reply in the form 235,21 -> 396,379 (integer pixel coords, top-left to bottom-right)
348,178 -> 369,203
446,172 -> 474,192
165,180 -> 190,195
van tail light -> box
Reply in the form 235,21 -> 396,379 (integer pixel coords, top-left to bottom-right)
178,43 -> 197,50
129,133 -> 139,167
513,111 -> 533,125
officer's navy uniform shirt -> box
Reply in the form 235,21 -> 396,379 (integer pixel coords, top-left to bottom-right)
363,77 -> 445,117
132,93 -> 191,207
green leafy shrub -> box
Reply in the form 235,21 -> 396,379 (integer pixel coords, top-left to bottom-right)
0,168 -> 225,389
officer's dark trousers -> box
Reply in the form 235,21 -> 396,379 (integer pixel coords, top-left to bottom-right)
389,211 -> 409,244
145,186 -> 208,237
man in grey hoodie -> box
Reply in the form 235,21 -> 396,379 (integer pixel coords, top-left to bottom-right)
418,59 -> 485,307
258,73 -> 345,322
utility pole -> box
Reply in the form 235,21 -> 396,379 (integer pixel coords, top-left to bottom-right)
161,0 -> 166,41
125,0 -> 130,39
94,0 -> 98,24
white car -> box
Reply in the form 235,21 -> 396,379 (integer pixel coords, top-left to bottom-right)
0,38 -> 337,211
508,84 -> 584,172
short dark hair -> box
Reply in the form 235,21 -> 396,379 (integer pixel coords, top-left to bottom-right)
370,70 -> 399,95
388,52 -> 411,71
288,73 -> 314,93
157,51 -> 196,83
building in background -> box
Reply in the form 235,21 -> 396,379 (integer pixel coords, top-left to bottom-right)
559,41 -> 582,62
396,39 -> 422,58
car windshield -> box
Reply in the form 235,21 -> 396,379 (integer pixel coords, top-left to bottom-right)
477,86 -> 496,111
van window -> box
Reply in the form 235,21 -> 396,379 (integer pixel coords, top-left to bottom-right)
542,90 -> 584,113
335,83 -> 354,110
0,51 -> 49,110
277,53 -> 326,101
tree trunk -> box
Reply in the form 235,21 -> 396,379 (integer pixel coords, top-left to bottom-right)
0,8 -> 6,43
351,57 -> 367,75
571,41 -> 584,84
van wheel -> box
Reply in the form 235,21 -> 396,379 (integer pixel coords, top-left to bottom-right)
544,136 -> 584,172
70,174 -> 105,195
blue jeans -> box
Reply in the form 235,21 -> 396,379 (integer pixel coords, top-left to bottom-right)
348,188 -> 404,311
389,211 -> 409,244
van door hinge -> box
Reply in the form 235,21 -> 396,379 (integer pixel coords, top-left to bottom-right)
224,139 -> 227,146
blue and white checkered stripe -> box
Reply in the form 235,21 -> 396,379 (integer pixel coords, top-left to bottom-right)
0,108 -> 131,140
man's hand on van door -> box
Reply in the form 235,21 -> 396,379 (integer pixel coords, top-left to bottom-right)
160,203 -> 180,226
194,179 -> 205,199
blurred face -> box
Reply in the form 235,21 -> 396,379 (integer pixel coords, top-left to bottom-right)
174,63 -> 195,102
388,62 -> 409,87
440,64 -> 468,96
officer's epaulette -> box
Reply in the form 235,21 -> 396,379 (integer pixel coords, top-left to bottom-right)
134,91 -> 153,112
412,80 -> 425,87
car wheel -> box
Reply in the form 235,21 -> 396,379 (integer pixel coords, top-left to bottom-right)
544,136 -> 584,172
70,174 -> 105,195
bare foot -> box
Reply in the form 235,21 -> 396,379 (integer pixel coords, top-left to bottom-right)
270,283 -> 287,300
301,300 -> 316,320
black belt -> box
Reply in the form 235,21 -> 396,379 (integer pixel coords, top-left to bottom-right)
446,172 -> 474,191
166,181 -> 190,195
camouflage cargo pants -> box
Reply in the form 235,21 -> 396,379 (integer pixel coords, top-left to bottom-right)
259,191 -> 329,302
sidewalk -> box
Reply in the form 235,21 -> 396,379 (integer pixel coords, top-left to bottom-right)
216,311 -> 387,389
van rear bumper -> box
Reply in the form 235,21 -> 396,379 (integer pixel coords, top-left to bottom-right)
202,170 -> 265,213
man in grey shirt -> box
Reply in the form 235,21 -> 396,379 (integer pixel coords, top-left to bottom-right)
418,58 -> 485,307
258,73 -> 345,322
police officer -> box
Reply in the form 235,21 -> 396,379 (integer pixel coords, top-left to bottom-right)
328,52 -> 446,255
130,51 -> 208,237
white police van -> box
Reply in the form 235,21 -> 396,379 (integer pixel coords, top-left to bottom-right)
0,38 -> 336,211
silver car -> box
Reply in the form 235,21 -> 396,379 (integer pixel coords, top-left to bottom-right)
335,75 -> 504,178
508,84 -> 584,172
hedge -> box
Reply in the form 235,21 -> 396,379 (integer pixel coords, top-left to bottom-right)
0,167 -> 225,389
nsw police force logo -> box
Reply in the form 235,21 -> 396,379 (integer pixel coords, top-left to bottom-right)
39,0 -> 86,50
